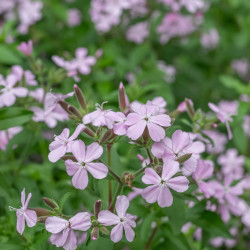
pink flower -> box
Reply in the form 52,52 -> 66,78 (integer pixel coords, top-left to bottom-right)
108,111 -> 127,135
141,159 -> 189,207
126,22 -> 149,44
231,59 -> 249,78
218,149 -> 245,180
158,61 -> 176,84
48,125 -> 85,162
177,99 -> 194,113
83,103 -> 115,129
45,212 -> 91,250
67,8 -> 82,27
11,65 -> 37,86
210,227 -> 237,248
98,195 -> 136,242
17,40 -> 33,56
9,188 -> 37,235
0,126 -> 22,151
208,101 -> 238,139
65,140 -> 108,190
125,102 -> 171,142
0,74 -> 28,107
152,130 -> 205,175
201,28 -> 219,50
146,96 -> 167,114
243,115 -> 250,138
192,159 -> 214,198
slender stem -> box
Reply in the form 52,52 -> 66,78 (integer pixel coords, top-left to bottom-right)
108,167 -> 122,184
109,183 -> 123,212
145,227 -> 158,250
146,147 -> 153,165
107,144 -> 112,210
134,167 -> 146,178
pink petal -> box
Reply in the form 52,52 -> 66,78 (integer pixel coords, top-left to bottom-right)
69,124 -> 85,141
142,168 -> 160,185
142,185 -> 160,203
185,141 -> 205,154
50,229 -> 70,247
226,121 -> 232,140
65,160 -> 80,176
150,114 -> 171,127
24,192 -> 32,209
49,141 -> 61,151
157,187 -> 173,207
85,142 -> 103,162
98,210 -> 120,226
111,223 -> 123,243
86,162 -> 108,179
24,210 -> 37,227
13,87 -> 28,97
21,188 -> 25,207
72,168 -> 88,190
45,216 -> 68,233
2,92 -> 16,106
208,103 -> 219,113
167,176 -> 189,192
62,229 -> 77,250
124,223 -> 135,242
151,141 -> 166,158
172,130 -> 191,154
161,159 -> 180,180
16,212 -> 25,235
125,113 -> 142,126
126,120 -> 146,140
147,122 -> 166,142
48,145 -> 66,162
71,140 -> 86,162
115,195 -> 129,218
59,128 -> 70,140
70,212 -> 91,231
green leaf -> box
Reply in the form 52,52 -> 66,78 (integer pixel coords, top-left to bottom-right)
0,108 -> 33,130
59,192 -> 71,212
0,45 -> 21,65
140,213 -> 156,242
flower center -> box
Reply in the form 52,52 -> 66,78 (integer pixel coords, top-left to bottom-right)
159,179 -> 167,187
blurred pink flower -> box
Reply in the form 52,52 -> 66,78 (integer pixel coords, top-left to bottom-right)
17,40 -> 33,56
98,195 -> 136,242
126,22 -> 149,44
0,126 -> 22,151
201,28 -> 219,49
67,8 -> 82,27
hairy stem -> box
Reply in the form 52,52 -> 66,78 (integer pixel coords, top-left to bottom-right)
145,227 -> 157,250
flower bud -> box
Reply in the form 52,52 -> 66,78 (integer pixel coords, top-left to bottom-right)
58,100 -> 71,114
37,216 -> 49,223
185,98 -> 195,118
68,105 -> 82,119
17,40 -> 33,56
61,155 -> 77,161
119,82 -> 129,112
74,84 -> 87,110
123,172 -> 134,188
91,226 -> 99,240
42,198 -> 59,210
154,165 -> 162,176
99,226 -> 110,235
100,129 -> 113,144
83,127 -> 95,138
176,153 -> 192,163
94,200 -> 102,218
29,208 -> 52,217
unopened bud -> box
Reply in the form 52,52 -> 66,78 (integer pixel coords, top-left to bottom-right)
29,208 -> 52,216
42,198 -> 59,210
58,100 -> 71,114
185,98 -> 195,118
94,200 -> 102,218
91,226 -> 99,240
68,105 -> 82,119
176,153 -> 192,164
61,155 -> 77,161
154,165 -> 162,175
100,129 -> 113,144
119,82 -> 129,112
83,127 -> 95,138
74,84 -> 87,110
99,226 -> 110,235
37,216 -> 49,223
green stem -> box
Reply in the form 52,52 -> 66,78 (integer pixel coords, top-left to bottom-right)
109,183 -> 123,211
107,144 -> 112,210
145,227 -> 158,250
134,167 -> 146,178
146,147 -> 153,165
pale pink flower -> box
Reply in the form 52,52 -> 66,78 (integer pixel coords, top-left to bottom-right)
18,0 -> 43,34
201,28 -> 219,50
65,140 -> 108,190
181,0 -> 206,13
9,188 -> 37,235
98,195 -> 136,242
48,125 -> 85,162
45,212 -> 91,250
208,100 -> 238,139
158,61 -> 176,83
67,8 -> 82,27
126,22 -> 149,44
0,126 -> 22,151
11,65 -> 37,86
218,149 -> 245,180
231,59 -> 249,78
0,74 -> 28,107
177,99 -> 194,113
17,40 -> 33,56
109,112 -> 127,135
142,159 -> 189,207
152,129 -> 205,175
125,102 -> 171,142
243,115 -> 250,138
210,227 -> 237,248
192,159 -> 214,198
127,187 -> 144,201
146,97 -> 167,114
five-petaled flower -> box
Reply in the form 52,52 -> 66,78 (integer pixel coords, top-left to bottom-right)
142,159 -> 189,207
65,140 -> 108,190
9,188 -> 37,235
98,195 -> 136,243
45,212 -> 91,250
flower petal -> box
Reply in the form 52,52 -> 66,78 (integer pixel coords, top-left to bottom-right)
86,162 -> 108,179
45,216 -> 68,234
70,212 -> 91,231
62,229 -> 77,250
24,210 -> 37,227
50,229 -> 70,247
111,223 -> 123,243
142,168 -> 160,185
71,140 -> 86,162
142,185 -> 160,204
162,159 -> 180,180
98,210 -> 120,226
147,122 -> 166,142
85,142 -> 103,162
126,120 -> 146,140
157,187 -> 173,207
150,114 -> 171,127
16,212 -> 25,235
167,176 -> 189,192
72,168 -> 88,190
172,130 -> 191,154
65,160 -> 80,176
48,145 -> 66,162
115,195 -> 129,218
124,223 -> 135,242
21,188 -> 25,207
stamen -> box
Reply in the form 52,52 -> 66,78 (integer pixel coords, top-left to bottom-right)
8,206 -> 17,211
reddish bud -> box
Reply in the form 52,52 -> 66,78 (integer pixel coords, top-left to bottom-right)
74,84 -> 87,110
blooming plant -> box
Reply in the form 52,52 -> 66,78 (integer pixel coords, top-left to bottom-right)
0,0 -> 250,249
